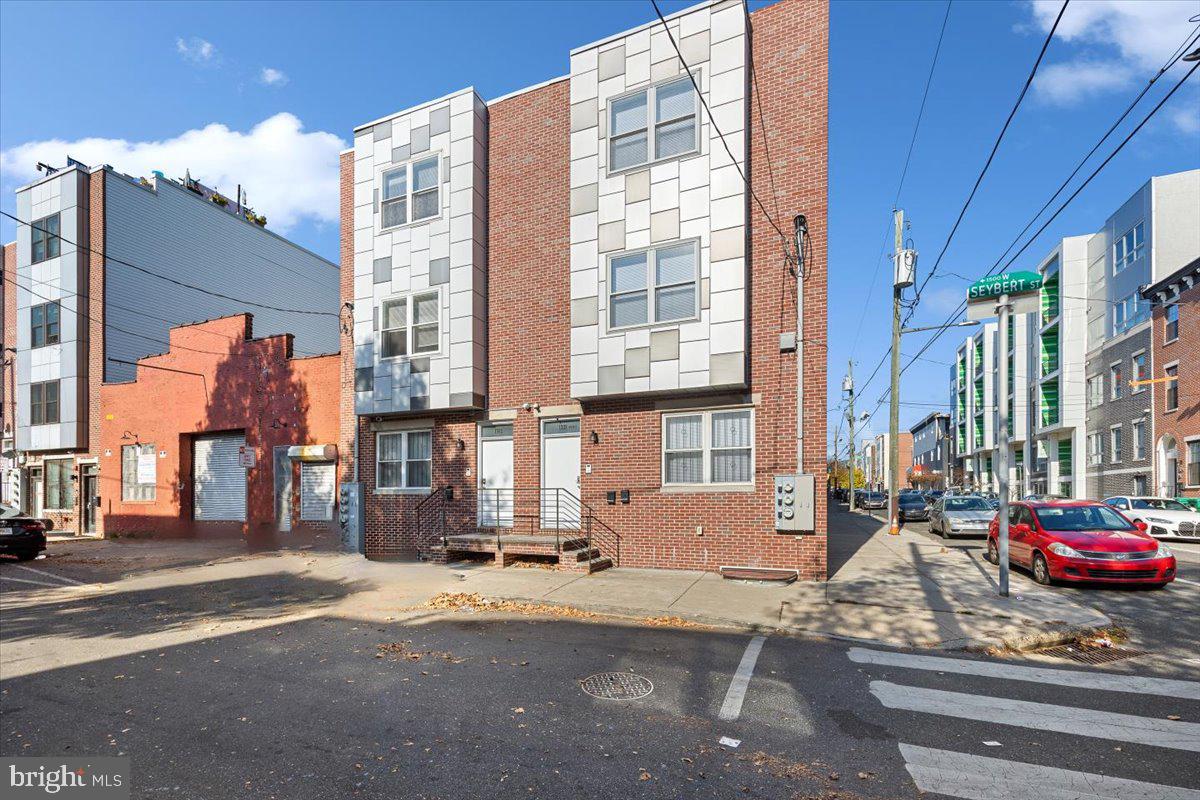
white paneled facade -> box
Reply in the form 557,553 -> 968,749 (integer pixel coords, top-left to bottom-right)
352,88 -> 489,415
567,1 -> 748,398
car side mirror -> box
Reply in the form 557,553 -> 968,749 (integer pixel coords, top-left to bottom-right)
1134,521 -> 1148,533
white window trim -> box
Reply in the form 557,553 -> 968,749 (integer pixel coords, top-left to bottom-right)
1130,349 -> 1147,394
606,73 -> 702,177
1087,432 -> 1103,466
1132,417 -> 1147,461
42,456 -> 74,511
1109,424 -> 1122,464
1185,435 -> 1200,489
1164,302 -> 1180,345
374,429 -> 433,495
661,407 -> 755,491
1108,360 -> 1123,400
379,287 -> 444,361
606,239 -> 701,333
379,151 -> 444,232
1085,373 -> 1103,409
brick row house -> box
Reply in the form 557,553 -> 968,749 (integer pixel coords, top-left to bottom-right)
339,0 -> 829,577
2,162 -> 340,537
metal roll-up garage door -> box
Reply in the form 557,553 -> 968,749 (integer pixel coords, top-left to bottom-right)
300,461 -> 335,521
193,433 -> 247,522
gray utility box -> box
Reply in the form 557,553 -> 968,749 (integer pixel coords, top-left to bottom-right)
338,482 -> 364,553
774,474 -> 815,532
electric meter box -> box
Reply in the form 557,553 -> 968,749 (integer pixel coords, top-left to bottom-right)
894,249 -> 918,289
338,482 -> 364,553
774,474 -> 815,532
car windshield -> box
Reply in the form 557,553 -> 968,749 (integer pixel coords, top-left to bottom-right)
1131,498 -> 1189,511
945,498 -> 990,511
900,496 -> 925,506
1034,505 -> 1135,531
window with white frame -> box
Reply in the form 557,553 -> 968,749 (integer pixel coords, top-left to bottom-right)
609,240 -> 698,330
1131,351 -> 1146,392
1109,362 -> 1123,400
609,76 -> 698,172
376,430 -> 432,490
380,291 -> 440,359
662,409 -> 753,486
1113,221 -> 1144,274
1113,291 -> 1148,334
1087,433 -> 1102,466
1086,375 -> 1103,409
1165,364 -> 1178,411
1109,425 -> 1122,463
381,155 -> 441,229
1165,303 -> 1179,343
1133,419 -> 1146,461
1188,439 -> 1200,487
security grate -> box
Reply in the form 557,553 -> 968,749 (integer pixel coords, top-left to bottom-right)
1037,644 -> 1147,665
581,672 -> 654,700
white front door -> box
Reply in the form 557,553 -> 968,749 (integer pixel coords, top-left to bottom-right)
541,418 -> 581,529
478,424 -> 514,527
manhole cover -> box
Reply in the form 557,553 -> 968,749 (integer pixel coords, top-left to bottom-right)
1036,645 -> 1146,665
581,672 -> 654,700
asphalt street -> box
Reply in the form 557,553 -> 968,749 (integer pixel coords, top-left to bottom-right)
2,554 -> 1199,799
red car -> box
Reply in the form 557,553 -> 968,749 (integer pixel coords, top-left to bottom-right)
987,500 -> 1175,588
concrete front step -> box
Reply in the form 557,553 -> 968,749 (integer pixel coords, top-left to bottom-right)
564,556 -> 613,574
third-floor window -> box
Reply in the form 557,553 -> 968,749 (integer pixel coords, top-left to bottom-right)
30,301 -> 60,348
380,290 -> 440,359
31,213 -> 60,264
381,155 -> 440,229
1113,220 -> 1143,274
609,76 -> 699,173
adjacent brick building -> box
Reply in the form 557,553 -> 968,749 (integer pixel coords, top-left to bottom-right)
340,0 -> 829,577
1143,257 -> 1200,498
4,162 -> 338,535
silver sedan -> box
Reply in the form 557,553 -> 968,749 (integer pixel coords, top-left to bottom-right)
929,496 -> 996,538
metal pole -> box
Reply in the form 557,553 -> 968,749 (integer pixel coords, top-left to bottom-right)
794,216 -> 807,482
997,293 -> 1011,597
847,359 -> 857,512
888,209 -> 903,535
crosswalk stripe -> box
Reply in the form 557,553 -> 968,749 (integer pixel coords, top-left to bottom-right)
719,635 -> 766,721
900,743 -> 1200,800
871,681 -> 1200,752
850,647 -> 1200,700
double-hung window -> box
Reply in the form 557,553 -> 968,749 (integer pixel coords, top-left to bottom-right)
1086,376 -> 1102,408
1131,352 -> 1146,392
30,380 -> 60,425
609,76 -> 698,172
44,458 -> 74,510
380,155 -> 441,229
609,240 -> 698,330
1087,433 -> 1102,466
662,408 -> 753,487
1109,362 -> 1123,400
31,214 -> 60,264
122,443 -> 157,501
1113,221 -> 1143,274
1110,426 -> 1122,463
376,430 -> 432,491
380,291 -> 440,359
1133,419 -> 1146,460
1165,364 -> 1179,412
30,301 -> 60,348
1188,440 -> 1200,487
1165,303 -> 1179,343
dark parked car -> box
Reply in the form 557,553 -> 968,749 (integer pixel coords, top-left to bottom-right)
898,493 -> 930,523
0,507 -> 48,561
859,491 -> 887,510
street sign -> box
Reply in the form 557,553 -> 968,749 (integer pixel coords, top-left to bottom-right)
967,292 -> 1040,321
967,271 -> 1042,302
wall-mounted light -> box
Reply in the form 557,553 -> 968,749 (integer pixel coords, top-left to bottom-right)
590,431 -> 600,445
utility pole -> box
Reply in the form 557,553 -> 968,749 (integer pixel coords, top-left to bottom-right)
996,293 -> 1011,597
887,209 -> 904,535
845,360 -> 857,512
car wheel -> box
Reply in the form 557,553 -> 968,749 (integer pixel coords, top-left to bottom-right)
986,538 -> 999,564
1032,552 -> 1052,586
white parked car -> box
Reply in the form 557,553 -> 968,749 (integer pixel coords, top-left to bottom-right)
1103,496 -> 1200,541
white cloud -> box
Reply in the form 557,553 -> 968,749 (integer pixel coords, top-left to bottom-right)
259,67 -> 288,87
1170,104 -> 1200,135
176,36 -> 217,65
1026,0 -> 1197,105
0,113 -> 346,233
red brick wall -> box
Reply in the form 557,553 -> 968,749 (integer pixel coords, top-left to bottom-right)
899,432 -> 913,486
1152,284 -> 1199,496
99,314 -> 340,538
338,151 -> 357,487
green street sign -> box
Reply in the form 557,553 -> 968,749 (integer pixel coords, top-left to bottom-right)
967,270 -> 1043,302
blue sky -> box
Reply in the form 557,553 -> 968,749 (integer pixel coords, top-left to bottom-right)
1,0 -> 1197,446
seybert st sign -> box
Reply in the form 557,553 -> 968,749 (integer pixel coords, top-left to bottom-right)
966,270 -> 1043,321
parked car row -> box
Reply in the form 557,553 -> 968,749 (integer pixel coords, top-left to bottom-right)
0,506 -> 49,562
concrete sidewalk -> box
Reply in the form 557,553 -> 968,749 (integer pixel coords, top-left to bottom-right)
451,507 -> 1111,650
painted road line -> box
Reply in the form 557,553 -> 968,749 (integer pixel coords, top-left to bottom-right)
1174,578 -> 1200,587
12,564 -> 85,586
718,635 -> 766,721
849,647 -> 1200,700
870,681 -> 1200,752
900,743 -> 1200,800
0,575 -> 63,588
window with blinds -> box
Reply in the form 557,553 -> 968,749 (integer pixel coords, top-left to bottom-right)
662,409 -> 753,487
122,443 -> 157,501
608,241 -> 699,330
608,76 -> 698,173
377,430 -> 433,491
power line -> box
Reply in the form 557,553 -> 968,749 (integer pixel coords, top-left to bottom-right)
2,210 -> 339,318
906,0 -> 1070,315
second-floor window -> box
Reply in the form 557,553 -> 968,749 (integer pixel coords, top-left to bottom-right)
31,214 -> 60,264
381,291 -> 440,359
381,155 -> 440,229
30,380 -> 60,425
1165,364 -> 1178,412
1113,220 -> 1143,274
1133,419 -> 1146,460
1110,426 -> 1122,463
1131,352 -> 1146,392
1109,362 -> 1123,400
30,301 -> 60,348
1165,303 -> 1179,343
609,240 -> 698,330
1086,375 -> 1102,408
609,76 -> 698,172
1087,433 -> 1102,466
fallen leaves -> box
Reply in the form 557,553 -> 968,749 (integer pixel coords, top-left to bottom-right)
374,641 -> 466,664
421,592 -> 714,629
